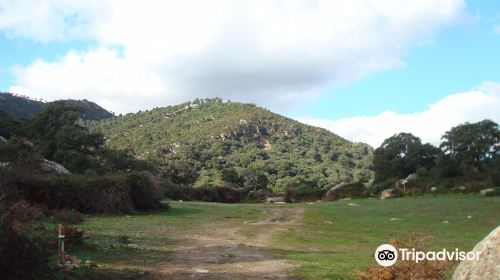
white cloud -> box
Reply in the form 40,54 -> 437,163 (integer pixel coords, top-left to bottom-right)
299,82 -> 500,148
3,0 -> 467,113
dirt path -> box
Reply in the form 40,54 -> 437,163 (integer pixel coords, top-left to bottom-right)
143,205 -> 306,280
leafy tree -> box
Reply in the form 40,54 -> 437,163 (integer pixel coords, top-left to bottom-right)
374,133 -> 440,182
440,120 -> 500,171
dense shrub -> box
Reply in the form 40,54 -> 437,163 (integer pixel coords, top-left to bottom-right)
51,209 -> 82,225
126,171 -> 163,210
284,184 -> 324,202
1,168 -> 168,213
0,201 -> 53,280
323,182 -> 368,200
359,236 -> 454,280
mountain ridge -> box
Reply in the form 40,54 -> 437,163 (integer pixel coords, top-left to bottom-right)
0,92 -> 114,120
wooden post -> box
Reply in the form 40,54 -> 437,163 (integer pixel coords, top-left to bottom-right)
58,224 -> 65,264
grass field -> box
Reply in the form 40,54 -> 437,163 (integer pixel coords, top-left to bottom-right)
66,194 -> 499,279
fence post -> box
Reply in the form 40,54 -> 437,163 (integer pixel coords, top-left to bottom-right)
58,224 -> 65,264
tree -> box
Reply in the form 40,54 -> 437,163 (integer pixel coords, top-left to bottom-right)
440,119 -> 500,171
28,101 -> 105,172
374,133 -> 440,182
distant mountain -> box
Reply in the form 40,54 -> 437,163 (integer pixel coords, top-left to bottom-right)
0,92 -> 114,120
87,98 -> 373,194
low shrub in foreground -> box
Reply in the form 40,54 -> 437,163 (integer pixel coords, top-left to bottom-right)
359,236 -> 455,280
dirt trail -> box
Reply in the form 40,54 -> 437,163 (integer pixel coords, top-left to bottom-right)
143,205 -> 306,280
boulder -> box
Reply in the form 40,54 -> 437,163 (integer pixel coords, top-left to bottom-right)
323,182 -> 366,201
0,135 -> 7,143
266,196 -> 285,203
380,188 -> 396,199
452,225 -> 500,280
38,159 -> 71,175
480,188 -> 499,197
405,173 -> 418,181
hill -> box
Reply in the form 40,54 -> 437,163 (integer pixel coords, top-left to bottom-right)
87,98 -> 373,195
0,92 -> 114,120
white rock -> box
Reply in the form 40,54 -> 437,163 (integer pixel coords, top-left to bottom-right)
453,226 -> 500,280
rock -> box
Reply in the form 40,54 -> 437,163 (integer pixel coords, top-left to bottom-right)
405,173 -> 418,181
23,139 -> 34,147
266,196 -> 284,203
443,220 -> 449,224
452,225 -> 500,280
38,159 -> 71,175
0,135 -> 7,143
85,260 -> 100,268
430,186 -> 438,193
323,182 -> 367,201
380,188 -> 396,199
480,188 -> 498,197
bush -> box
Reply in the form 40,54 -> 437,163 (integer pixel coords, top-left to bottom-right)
0,202 -> 53,280
126,171 -> 163,211
284,184 -> 323,202
369,180 -> 394,195
51,209 -> 82,225
359,236 -> 454,280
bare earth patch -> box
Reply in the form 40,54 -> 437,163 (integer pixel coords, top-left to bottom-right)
142,205 -> 306,280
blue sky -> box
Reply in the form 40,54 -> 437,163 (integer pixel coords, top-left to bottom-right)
295,1 -> 500,119
0,0 -> 499,147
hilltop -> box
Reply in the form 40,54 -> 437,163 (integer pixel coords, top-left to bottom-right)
0,92 -> 114,120
87,98 -> 373,195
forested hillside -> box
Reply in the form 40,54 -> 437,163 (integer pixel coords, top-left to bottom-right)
87,98 -> 373,195
0,92 -> 114,120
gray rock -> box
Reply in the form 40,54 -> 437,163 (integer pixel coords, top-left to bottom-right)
480,188 -> 497,196
0,135 -> 7,143
323,182 -> 366,201
453,226 -> 500,280
266,196 -> 285,203
405,173 -> 418,181
38,159 -> 71,175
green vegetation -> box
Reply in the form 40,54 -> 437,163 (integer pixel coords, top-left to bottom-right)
0,92 -> 113,120
87,98 -> 373,198
372,120 -> 500,194
273,195 -> 499,279
49,195 -> 499,279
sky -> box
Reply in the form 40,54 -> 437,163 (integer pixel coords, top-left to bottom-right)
1,0 -> 499,147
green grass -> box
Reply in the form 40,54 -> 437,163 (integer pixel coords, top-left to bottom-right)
57,195 -> 498,279
69,202 -> 264,273
272,194 -> 499,279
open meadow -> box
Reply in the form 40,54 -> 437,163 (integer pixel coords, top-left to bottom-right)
65,194 -> 499,279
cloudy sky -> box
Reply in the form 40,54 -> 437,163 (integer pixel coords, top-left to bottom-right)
1,0 -> 499,147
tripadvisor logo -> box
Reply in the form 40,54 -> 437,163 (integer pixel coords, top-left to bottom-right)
375,244 -> 398,266
374,244 -> 480,267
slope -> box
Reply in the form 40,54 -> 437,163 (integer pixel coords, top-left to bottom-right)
87,98 -> 373,194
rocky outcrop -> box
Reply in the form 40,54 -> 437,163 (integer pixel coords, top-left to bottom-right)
453,226 -> 500,280
266,196 -> 285,203
38,159 -> 71,175
380,188 -> 397,199
323,182 -> 366,201
480,188 -> 499,197
405,173 -> 418,181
